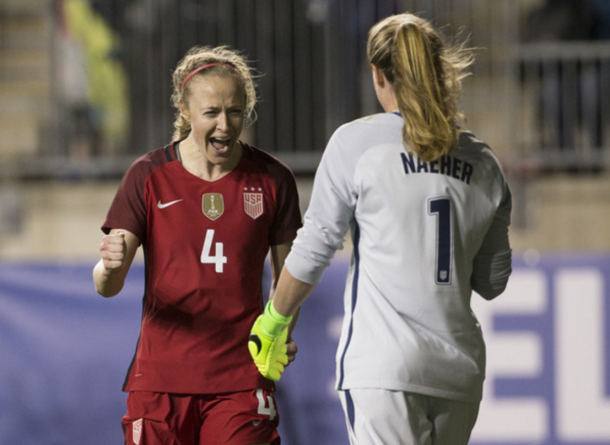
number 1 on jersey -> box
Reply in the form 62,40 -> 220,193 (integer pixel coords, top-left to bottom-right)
200,229 -> 227,273
428,197 -> 452,284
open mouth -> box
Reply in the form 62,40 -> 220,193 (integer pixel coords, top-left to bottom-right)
209,137 -> 231,153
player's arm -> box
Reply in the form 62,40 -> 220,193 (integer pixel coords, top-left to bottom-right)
248,263 -> 317,381
269,242 -> 302,367
250,128 -> 354,380
269,242 -> 292,293
248,242 -> 303,380
269,242 -> 300,334
272,266 -> 317,318
93,228 -> 139,298
472,183 -> 512,300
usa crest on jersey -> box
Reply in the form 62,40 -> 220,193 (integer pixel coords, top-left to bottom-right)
244,190 -> 264,219
202,193 -> 224,220
132,418 -> 143,445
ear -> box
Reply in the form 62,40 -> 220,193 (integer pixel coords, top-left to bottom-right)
371,64 -> 385,88
179,103 -> 190,121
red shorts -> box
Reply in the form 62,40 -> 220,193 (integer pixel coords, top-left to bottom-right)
122,389 -> 281,445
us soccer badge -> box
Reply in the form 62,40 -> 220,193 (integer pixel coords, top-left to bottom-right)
132,418 -> 143,444
244,188 -> 264,219
202,193 -> 224,220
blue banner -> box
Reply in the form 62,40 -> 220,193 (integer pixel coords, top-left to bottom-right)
1,255 -> 609,444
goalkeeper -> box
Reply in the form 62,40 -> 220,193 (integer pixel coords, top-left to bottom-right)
249,12 -> 512,445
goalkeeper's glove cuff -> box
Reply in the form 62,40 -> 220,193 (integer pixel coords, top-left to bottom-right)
260,301 -> 292,338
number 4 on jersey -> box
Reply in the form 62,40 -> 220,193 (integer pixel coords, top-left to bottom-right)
255,389 -> 277,420
200,229 -> 227,273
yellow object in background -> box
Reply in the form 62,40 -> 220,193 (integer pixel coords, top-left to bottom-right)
62,0 -> 129,151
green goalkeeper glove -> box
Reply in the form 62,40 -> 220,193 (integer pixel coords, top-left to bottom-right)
248,301 -> 293,381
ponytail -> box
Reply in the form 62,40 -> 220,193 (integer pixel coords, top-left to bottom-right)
367,14 -> 473,162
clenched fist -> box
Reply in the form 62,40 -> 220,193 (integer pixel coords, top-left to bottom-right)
99,231 -> 127,271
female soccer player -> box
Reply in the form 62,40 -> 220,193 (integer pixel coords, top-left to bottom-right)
249,13 -> 512,445
93,45 -> 301,445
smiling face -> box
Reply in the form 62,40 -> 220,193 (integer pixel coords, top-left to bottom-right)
181,74 -> 246,168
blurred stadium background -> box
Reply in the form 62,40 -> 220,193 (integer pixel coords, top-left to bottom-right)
1,0 -> 609,444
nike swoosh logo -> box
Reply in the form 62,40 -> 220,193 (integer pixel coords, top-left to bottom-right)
252,420 -> 262,427
157,199 -> 184,209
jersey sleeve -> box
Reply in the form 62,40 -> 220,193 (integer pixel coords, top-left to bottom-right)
470,176 -> 513,299
101,156 -> 150,243
268,163 -> 302,246
285,127 -> 357,284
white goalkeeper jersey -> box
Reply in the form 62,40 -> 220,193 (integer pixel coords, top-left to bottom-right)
285,112 -> 512,403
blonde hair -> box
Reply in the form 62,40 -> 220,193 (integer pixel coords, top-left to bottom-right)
170,45 -> 258,142
367,13 -> 473,162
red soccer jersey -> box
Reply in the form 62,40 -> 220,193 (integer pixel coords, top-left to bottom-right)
102,142 -> 302,394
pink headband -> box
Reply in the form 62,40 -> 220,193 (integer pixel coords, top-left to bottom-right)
181,63 -> 236,91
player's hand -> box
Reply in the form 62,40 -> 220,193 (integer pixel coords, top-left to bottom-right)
99,232 -> 127,271
248,301 -> 293,381
286,337 -> 298,366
